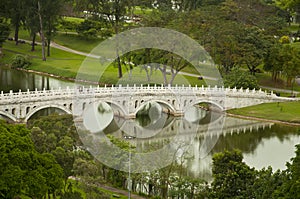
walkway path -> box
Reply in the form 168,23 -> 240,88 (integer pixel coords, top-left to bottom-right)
260,86 -> 299,95
98,183 -> 147,199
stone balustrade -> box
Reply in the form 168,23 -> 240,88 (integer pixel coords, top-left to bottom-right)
0,85 -> 297,123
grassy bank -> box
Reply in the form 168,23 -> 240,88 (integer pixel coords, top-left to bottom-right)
227,101 -> 300,124
1,40 -> 206,86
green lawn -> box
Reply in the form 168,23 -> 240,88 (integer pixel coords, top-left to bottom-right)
53,33 -> 102,53
2,40 -> 85,78
228,101 -> 300,124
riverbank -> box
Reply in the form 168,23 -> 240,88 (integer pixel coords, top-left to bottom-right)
227,101 -> 300,126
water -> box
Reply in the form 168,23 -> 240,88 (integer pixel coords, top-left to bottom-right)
0,66 -> 75,92
77,102 -> 300,181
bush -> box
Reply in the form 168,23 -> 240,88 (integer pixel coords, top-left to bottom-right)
11,54 -> 31,69
279,35 -> 290,44
223,68 -> 259,90
76,20 -> 101,39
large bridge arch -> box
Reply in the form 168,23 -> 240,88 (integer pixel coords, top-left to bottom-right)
134,99 -> 176,116
24,104 -> 72,122
0,110 -> 17,122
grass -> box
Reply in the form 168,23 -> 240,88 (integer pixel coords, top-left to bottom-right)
63,16 -> 85,23
2,40 -> 85,78
53,33 -> 102,53
228,101 -> 300,124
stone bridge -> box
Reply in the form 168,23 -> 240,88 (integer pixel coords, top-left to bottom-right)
0,85 -> 297,123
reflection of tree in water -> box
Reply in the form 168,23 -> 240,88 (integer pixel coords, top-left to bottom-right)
212,124 -> 300,154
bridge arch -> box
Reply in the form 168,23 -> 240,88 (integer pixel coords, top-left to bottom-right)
186,100 -> 224,112
102,100 -> 127,117
0,110 -> 17,122
134,100 -> 176,116
24,104 -> 72,122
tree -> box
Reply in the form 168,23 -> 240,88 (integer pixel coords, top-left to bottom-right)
24,0 -> 40,52
264,43 -> 284,82
0,121 -> 63,198
264,43 -> 300,89
5,0 -> 27,45
210,150 -> 256,198
277,0 -> 300,23
223,68 -> 259,90
281,45 -> 300,88
238,26 -> 274,75
40,0 -> 63,57
0,18 -> 10,56
88,0 -> 132,78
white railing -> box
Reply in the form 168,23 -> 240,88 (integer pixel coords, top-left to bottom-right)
0,85 -> 281,104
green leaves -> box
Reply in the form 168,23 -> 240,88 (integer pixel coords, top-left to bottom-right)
0,121 -> 63,198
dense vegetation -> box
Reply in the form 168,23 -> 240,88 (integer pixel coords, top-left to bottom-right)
0,0 -> 299,88
0,115 -> 300,198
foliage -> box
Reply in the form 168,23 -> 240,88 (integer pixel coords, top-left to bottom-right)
210,150 -> 256,198
10,54 -> 31,68
264,43 -> 300,87
223,68 -> 259,89
76,19 -> 102,39
60,20 -> 78,34
0,18 -> 10,49
28,114 -> 79,189
279,35 -> 291,43
0,121 -> 63,198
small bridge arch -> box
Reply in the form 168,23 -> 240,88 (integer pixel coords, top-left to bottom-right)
24,104 -> 72,122
0,110 -> 17,122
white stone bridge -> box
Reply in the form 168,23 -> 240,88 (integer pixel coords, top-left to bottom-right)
0,85 -> 297,123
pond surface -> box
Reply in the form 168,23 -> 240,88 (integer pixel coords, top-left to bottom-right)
77,102 -> 300,181
0,66 -> 75,92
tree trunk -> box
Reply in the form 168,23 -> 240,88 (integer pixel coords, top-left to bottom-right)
38,1 -> 46,61
14,15 -> 20,45
47,38 -> 51,56
115,17 -> 122,78
31,34 -> 36,51
0,47 -> 2,57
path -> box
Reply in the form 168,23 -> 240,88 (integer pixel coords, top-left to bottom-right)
97,183 -> 147,199
260,86 -> 299,95
50,42 -> 100,58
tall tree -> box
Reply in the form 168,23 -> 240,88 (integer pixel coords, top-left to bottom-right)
88,0 -> 132,78
0,18 -> 10,57
210,150 -> 256,198
6,0 -> 27,45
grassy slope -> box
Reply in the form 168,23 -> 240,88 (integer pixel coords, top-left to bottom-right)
228,101 -> 300,124
53,33 -> 102,53
2,40 -> 207,86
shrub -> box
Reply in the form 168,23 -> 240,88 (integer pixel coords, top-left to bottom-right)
76,20 -> 101,39
11,54 -> 31,69
223,68 -> 259,90
279,35 -> 290,44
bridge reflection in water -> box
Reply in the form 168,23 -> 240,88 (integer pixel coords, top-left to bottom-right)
74,103 -> 273,180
